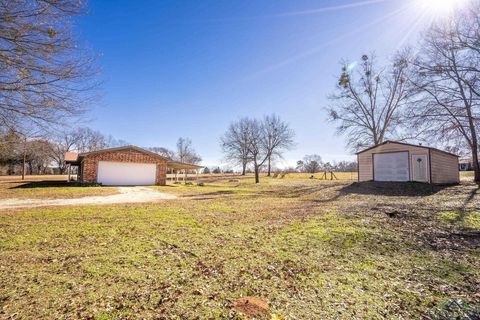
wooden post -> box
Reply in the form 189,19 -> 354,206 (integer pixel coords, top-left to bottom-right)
184,169 -> 187,184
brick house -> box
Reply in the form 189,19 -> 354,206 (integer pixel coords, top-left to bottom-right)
65,145 -> 202,186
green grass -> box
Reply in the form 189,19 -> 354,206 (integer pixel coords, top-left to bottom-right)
0,176 -> 479,319
437,210 -> 480,229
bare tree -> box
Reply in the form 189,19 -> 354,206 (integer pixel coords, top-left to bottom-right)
49,130 -> 79,174
25,139 -> 53,174
0,129 -> 53,175
333,160 -> 358,172
261,114 -> 295,176
0,0 -> 97,132
74,128 -> 109,153
0,129 -> 22,174
221,115 -> 294,180
296,155 -> 323,173
148,146 -> 175,160
220,118 -> 252,175
50,127 -> 109,173
176,137 -> 202,164
327,54 -> 411,151
107,136 -> 129,148
407,1 -> 480,181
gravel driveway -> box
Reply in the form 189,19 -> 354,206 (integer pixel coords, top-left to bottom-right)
0,187 -> 177,209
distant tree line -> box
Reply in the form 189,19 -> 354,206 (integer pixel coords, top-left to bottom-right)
202,155 -> 356,176
0,127 -> 120,175
201,167 -> 235,174
327,1 -> 480,181
295,155 -> 357,173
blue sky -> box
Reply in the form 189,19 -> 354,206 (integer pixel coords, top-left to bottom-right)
78,0 -> 435,168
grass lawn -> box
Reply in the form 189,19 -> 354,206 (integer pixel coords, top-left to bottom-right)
0,175 -> 118,199
0,175 -> 479,319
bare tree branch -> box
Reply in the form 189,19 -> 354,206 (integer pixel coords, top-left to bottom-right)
0,0 -> 98,132
326,53 -> 412,151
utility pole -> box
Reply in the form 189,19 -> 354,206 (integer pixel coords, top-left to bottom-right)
22,137 -> 26,180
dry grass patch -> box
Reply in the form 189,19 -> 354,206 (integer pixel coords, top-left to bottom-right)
0,176 -> 118,200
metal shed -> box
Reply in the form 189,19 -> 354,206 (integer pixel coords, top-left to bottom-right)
356,141 -> 459,184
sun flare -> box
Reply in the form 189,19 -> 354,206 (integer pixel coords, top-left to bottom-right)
416,0 -> 466,16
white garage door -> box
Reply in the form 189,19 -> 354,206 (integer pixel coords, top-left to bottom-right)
373,152 -> 409,182
97,161 -> 156,186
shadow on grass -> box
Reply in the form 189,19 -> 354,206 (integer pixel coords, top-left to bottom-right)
339,181 -> 451,197
184,190 -> 237,201
311,181 -> 449,204
262,183 -> 347,199
9,180 -> 82,189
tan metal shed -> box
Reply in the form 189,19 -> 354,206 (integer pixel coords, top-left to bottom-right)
356,141 -> 459,184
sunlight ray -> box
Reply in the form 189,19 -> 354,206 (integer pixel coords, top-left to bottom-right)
393,8 -> 432,52
245,4 -> 411,80
193,0 -> 389,24
270,0 -> 388,18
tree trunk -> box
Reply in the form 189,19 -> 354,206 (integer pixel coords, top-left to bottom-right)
468,113 -> 480,182
254,159 -> 260,183
242,161 -> 246,175
462,85 -> 480,182
472,147 -> 480,183
267,156 -> 271,176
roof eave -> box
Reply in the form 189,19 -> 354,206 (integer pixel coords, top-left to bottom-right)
356,140 -> 459,157
167,161 -> 204,170
79,145 -> 170,161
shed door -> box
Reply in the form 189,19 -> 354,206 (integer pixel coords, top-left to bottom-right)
97,161 -> 156,186
411,154 -> 429,182
373,152 -> 409,182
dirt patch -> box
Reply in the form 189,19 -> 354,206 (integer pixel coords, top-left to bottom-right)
233,296 -> 269,318
0,186 -> 177,209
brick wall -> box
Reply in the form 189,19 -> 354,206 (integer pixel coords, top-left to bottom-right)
81,149 -> 167,185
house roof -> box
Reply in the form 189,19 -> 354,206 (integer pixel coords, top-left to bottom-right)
64,145 -> 204,169
167,161 -> 204,170
356,140 -> 459,157
64,152 -> 79,162
78,145 -> 171,161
